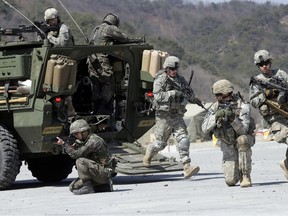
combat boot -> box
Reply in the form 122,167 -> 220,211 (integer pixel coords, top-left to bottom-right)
240,175 -> 252,187
73,181 -> 95,195
279,160 -> 288,180
143,147 -> 154,167
94,179 -> 114,193
183,163 -> 200,179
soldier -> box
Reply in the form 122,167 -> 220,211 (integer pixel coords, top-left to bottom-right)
250,49 -> 288,180
44,8 -> 75,116
143,56 -> 200,179
202,79 -> 255,187
88,13 -> 143,114
56,119 -> 115,195
44,7 -> 74,46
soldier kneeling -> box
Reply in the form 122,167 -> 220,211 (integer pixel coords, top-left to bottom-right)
56,119 -> 115,195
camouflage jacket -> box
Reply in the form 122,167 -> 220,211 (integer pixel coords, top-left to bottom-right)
47,23 -> 74,46
202,95 -> 254,144
153,70 -> 189,113
90,23 -> 131,46
249,69 -> 288,123
65,133 -> 112,166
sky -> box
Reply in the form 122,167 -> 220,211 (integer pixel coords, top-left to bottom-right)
190,0 -> 287,4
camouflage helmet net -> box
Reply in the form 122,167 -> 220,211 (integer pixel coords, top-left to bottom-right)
44,8 -> 60,21
103,13 -> 120,27
254,50 -> 273,65
69,119 -> 90,134
163,56 -> 180,69
212,79 -> 234,95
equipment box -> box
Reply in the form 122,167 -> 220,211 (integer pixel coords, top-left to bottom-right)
0,54 -> 31,80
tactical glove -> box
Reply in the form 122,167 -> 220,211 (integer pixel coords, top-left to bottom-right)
215,109 -> 226,120
265,89 -> 279,98
47,31 -> 58,38
169,90 -> 182,98
224,107 -> 235,122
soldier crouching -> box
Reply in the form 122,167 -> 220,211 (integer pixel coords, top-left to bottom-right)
56,119 -> 115,195
202,79 -> 255,187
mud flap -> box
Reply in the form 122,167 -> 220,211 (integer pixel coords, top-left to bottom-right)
111,142 -> 183,175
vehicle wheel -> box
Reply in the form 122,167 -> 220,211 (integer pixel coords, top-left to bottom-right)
0,126 -> 21,190
27,154 -> 74,182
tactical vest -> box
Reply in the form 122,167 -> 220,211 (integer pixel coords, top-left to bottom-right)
213,95 -> 255,144
90,23 -> 110,46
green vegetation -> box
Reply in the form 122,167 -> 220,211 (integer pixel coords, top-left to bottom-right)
2,0 -> 288,101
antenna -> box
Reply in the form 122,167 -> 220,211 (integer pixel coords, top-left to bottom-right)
57,0 -> 89,44
2,0 -> 46,38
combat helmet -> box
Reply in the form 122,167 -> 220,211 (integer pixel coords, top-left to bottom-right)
103,13 -> 120,27
254,50 -> 273,65
163,56 -> 180,69
44,8 -> 60,21
212,79 -> 234,95
70,119 -> 90,134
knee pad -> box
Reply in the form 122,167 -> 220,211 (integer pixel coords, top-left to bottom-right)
151,140 -> 166,152
178,137 -> 190,152
237,135 -> 249,151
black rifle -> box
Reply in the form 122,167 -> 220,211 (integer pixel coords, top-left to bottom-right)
218,102 -> 238,110
0,21 -> 60,39
113,36 -> 145,44
250,76 -> 288,118
250,76 -> 288,93
51,134 -> 76,146
166,75 -> 207,111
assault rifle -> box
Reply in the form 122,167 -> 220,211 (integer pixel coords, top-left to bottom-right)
250,76 -> 288,93
250,76 -> 288,118
113,36 -> 146,44
166,75 -> 208,111
218,102 -> 238,110
51,134 -> 76,146
0,21 -> 60,39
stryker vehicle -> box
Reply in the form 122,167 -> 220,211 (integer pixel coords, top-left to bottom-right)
0,26 -> 182,190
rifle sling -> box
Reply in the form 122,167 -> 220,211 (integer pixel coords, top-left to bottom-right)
265,99 -> 288,118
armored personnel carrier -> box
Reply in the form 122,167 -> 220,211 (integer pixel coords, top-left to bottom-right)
0,27 -> 182,190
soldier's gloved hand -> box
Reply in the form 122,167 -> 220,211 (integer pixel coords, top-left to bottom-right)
47,31 -> 58,37
169,90 -> 182,98
265,89 -> 279,98
215,109 -> 226,120
224,108 -> 235,122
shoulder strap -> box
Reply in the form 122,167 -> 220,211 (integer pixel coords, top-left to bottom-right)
90,24 -> 106,45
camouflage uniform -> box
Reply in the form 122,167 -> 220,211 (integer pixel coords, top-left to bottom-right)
202,79 -> 255,187
65,120 -> 114,194
143,56 -> 200,179
44,8 -> 75,116
250,50 -> 288,179
44,8 -> 74,46
88,13 -> 141,114
47,23 -> 74,46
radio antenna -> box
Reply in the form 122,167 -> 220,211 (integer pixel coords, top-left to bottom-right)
57,0 -> 89,44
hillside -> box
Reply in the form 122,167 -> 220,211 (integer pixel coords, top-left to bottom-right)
1,0 -> 288,103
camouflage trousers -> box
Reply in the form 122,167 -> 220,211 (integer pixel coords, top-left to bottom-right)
220,134 -> 254,186
69,157 -> 112,192
88,55 -> 115,104
270,121 -> 288,169
148,110 -> 191,164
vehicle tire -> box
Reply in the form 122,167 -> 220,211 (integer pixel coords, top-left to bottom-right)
27,154 -> 74,182
0,126 -> 21,190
